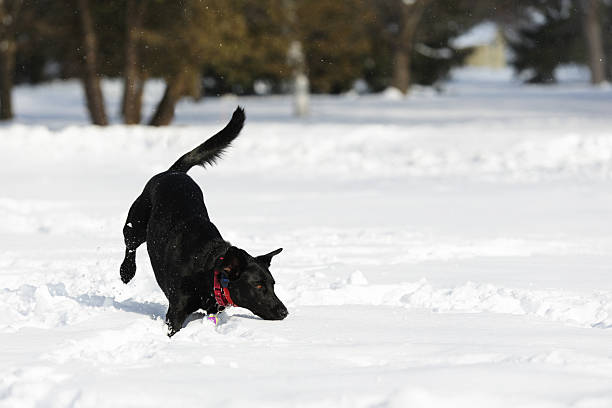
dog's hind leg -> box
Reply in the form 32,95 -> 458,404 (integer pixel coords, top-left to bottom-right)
120,193 -> 150,284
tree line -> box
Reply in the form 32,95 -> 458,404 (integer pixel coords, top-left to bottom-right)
0,0 -> 610,125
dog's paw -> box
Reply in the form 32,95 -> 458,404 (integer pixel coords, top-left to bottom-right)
119,259 -> 136,284
166,323 -> 181,337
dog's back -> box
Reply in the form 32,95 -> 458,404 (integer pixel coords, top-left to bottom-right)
119,108 -> 245,285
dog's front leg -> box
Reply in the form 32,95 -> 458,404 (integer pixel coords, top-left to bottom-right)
165,303 -> 188,337
120,193 -> 150,284
120,248 -> 137,284
165,296 -> 199,337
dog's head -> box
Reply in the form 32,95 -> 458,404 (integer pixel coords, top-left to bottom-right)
220,246 -> 288,320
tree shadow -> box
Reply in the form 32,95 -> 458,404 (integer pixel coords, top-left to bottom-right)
76,294 -> 228,329
184,312 -> 206,326
75,293 -> 168,319
231,313 -> 263,321
46,282 -> 167,319
46,283 -> 261,327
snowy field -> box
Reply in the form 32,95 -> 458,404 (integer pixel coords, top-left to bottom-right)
1,69 -> 612,407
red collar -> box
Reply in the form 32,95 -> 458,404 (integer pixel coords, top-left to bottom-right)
213,257 -> 235,308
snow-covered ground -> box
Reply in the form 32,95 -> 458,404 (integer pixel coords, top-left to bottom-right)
1,69 -> 612,407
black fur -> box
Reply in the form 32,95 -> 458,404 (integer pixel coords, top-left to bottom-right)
168,107 -> 245,172
119,107 -> 288,336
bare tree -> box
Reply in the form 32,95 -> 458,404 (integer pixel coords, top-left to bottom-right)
392,0 -> 431,94
581,0 -> 606,84
75,0 -> 108,125
122,0 -> 146,124
0,0 -> 22,120
284,0 -> 309,117
143,0 -> 248,126
149,70 -> 190,127
288,41 -> 309,117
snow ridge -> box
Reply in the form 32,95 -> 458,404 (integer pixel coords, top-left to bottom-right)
1,124 -> 612,181
3,276 -> 611,335
289,276 -> 612,329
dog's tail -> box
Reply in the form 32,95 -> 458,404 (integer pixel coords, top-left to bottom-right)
168,107 -> 245,173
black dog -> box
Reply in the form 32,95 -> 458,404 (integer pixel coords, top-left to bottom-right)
119,107 -> 288,336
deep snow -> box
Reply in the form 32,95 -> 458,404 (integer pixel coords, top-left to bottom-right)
1,69 -> 612,407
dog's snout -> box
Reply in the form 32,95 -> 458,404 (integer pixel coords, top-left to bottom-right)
276,305 -> 288,319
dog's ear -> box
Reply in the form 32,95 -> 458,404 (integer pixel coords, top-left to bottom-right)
255,248 -> 283,268
221,246 -> 247,280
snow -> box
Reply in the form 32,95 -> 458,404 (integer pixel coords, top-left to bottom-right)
451,21 -> 499,49
1,70 -> 612,407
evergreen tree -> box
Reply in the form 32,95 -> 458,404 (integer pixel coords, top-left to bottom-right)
411,0 -> 484,86
295,0 -> 374,94
507,0 -> 585,83
200,0 -> 290,95
142,0 -> 249,125
366,0 -> 491,92
506,0 -> 611,84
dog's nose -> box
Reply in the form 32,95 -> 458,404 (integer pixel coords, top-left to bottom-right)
277,306 -> 288,319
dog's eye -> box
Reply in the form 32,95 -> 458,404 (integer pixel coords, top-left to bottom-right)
255,284 -> 263,289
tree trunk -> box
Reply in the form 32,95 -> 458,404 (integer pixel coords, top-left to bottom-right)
288,41 -> 309,117
391,0 -> 430,94
392,48 -> 411,95
0,1 -> 22,121
132,78 -> 145,121
0,40 -> 16,120
122,0 -> 146,124
149,73 -> 188,127
284,0 -> 309,117
76,0 -> 108,125
581,0 -> 606,84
